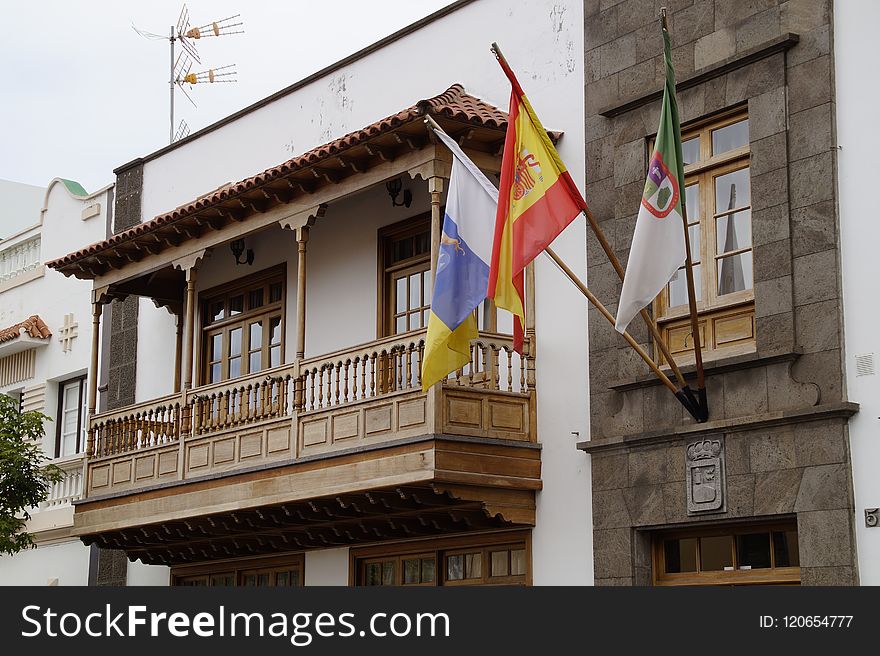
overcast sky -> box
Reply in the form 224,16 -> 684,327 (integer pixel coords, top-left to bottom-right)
1,0 -> 452,192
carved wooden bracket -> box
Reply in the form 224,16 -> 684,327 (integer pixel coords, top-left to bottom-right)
172,248 -> 210,274
408,155 -> 451,182
432,483 -> 537,526
278,203 -> 327,235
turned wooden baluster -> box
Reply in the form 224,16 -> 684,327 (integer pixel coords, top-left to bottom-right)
334,362 -> 341,406
342,360 -> 350,403
492,344 -> 500,390
520,352 -> 527,392
368,353 -> 376,398
86,425 -> 95,459
216,394 -> 222,430
241,384 -> 250,421
504,347 -> 513,392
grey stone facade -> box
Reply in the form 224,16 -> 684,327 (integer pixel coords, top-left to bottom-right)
581,0 -> 858,585
88,161 -> 145,585
106,161 -> 143,412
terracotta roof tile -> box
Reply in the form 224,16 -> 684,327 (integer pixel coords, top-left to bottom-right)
47,84 -> 508,276
0,315 -> 52,344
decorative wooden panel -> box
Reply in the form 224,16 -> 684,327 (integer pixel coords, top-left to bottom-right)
365,405 -> 393,435
302,419 -> 328,446
189,444 -> 210,469
442,389 -> 532,442
489,399 -> 525,431
158,451 -> 178,475
213,438 -> 236,465
135,456 -> 155,481
666,321 -> 707,356
446,395 -> 482,429
112,461 -> 132,485
332,412 -> 359,440
267,426 -> 291,453
713,310 -> 755,348
398,399 -> 426,428
239,432 -> 263,459
91,465 -> 110,489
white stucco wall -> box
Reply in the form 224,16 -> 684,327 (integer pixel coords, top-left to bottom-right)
1,181 -> 170,586
305,548 -> 350,586
0,178 -> 44,240
0,540 -> 91,586
127,560 -> 171,586
129,0 -> 589,585
835,0 -> 880,586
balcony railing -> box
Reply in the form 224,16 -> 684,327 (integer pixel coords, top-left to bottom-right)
40,456 -> 84,509
84,330 -> 534,498
0,235 -> 40,282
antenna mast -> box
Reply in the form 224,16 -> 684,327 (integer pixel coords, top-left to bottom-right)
133,4 -> 244,144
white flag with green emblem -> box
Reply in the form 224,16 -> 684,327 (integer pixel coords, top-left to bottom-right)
615,25 -> 687,333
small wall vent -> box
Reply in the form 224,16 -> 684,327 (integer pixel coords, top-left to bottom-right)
855,353 -> 875,377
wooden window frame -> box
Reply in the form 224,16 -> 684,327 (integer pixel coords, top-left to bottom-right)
377,214 -> 433,338
171,552 -> 304,587
351,530 -> 532,587
652,108 -> 756,364
652,520 -> 800,586
55,375 -> 86,458
198,265 -> 286,386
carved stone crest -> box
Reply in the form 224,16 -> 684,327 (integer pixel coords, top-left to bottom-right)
686,437 -> 726,514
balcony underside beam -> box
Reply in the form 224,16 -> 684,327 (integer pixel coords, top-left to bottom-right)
81,484 -> 526,566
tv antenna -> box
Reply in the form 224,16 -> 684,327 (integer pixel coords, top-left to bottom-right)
132,4 -> 243,143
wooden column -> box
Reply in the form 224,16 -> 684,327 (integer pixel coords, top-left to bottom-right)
87,301 -> 103,415
295,226 -> 309,359
182,268 -> 197,390
428,176 -> 444,282
173,312 -> 183,393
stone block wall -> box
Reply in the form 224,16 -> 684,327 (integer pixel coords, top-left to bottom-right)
582,0 -> 857,585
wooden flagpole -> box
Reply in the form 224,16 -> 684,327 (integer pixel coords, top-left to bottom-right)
542,247 -> 682,397
660,8 -> 707,420
490,41 -> 701,419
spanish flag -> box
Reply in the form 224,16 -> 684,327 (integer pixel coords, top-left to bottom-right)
489,45 -> 583,352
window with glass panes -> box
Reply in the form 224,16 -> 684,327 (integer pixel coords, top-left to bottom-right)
55,376 -> 86,457
653,111 -> 755,363
172,554 -> 303,586
653,521 -> 800,585
354,532 -> 530,586
201,267 -> 285,384
379,216 -> 431,336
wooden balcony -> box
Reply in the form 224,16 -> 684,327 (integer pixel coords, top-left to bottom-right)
74,331 -> 540,564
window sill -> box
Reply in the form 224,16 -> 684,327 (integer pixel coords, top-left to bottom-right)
607,347 -> 801,393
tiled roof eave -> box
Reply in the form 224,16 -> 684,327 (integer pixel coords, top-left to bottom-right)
0,315 -> 52,344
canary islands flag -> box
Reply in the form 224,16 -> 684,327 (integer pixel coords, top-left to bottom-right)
421,127 -> 497,391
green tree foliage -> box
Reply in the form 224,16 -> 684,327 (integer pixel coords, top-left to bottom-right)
0,394 -> 63,555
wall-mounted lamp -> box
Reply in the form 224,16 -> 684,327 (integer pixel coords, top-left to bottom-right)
386,178 -> 412,208
230,238 -> 254,266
